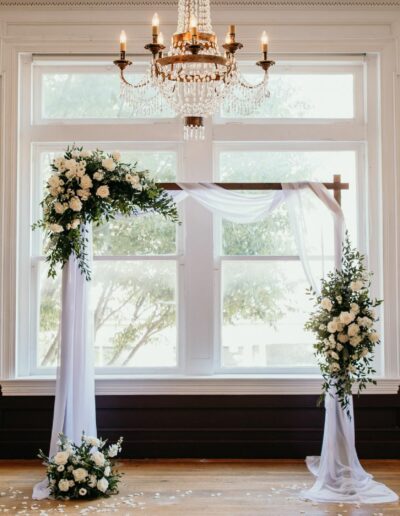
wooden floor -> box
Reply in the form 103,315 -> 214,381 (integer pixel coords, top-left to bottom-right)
0,460 -> 399,515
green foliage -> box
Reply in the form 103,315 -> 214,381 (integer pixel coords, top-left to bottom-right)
32,146 -> 179,280
305,233 -> 382,416
38,433 -> 123,500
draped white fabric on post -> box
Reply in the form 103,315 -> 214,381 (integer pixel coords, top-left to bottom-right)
302,393 -> 399,503
33,225 -> 96,500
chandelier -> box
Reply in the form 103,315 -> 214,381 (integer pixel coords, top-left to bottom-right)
113,0 -> 275,140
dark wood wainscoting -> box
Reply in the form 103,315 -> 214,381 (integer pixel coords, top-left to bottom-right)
0,395 -> 399,459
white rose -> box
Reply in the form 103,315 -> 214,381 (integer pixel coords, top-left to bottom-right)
80,150 -> 92,158
93,171 -> 104,181
330,351 -> 339,360
96,185 -> 110,198
349,335 -> 362,347
91,451 -> 105,467
49,223 -> 64,234
360,317 -> 373,329
84,436 -> 100,448
69,197 -> 82,212
64,159 -> 78,171
53,157 -> 66,171
97,477 -> 109,493
327,321 -> 337,333
48,175 -> 61,188
58,479 -> 70,492
368,308 -> 377,320
68,480 -> 75,487
337,333 -> 349,343
57,465 -> 65,472
112,151 -> 121,161
76,189 -> 91,200
329,362 -> 340,373
88,475 -> 97,488
361,348 -> 369,357
320,298 -> 332,311
336,343 -> 344,351
107,444 -> 119,458
339,311 -> 355,326
350,303 -> 360,314
319,324 -> 326,331
80,175 -> 93,190
73,468 -> 88,482
348,365 -> 357,374
71,150 -> 80,158
79,488 -> 87,496
350,279 -> 364,292
104,466 -> 111,477
348,323 -> 360,337
369,332 -> 380,343
328,334 -> 336,346
102,158 -> 116,172
54,202 -> 65,214
70,219 -> 80,230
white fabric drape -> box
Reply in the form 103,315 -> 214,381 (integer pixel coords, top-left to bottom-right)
302,392 -> 399,503
33,226 -> 96,500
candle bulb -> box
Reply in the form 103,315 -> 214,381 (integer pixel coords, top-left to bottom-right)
190,14 -> 198,38
225,32 -> 231,44
152,12 -> 160,37
120,30 -> 127,53
260,30 -> 268,54
229,24 -> 236,36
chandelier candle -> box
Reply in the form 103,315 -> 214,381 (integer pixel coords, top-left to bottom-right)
114,0 -> 275,140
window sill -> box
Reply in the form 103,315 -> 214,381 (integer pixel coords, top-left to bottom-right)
1,376 -> 399,396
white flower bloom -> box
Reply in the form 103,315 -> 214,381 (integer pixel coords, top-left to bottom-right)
71,150 -> 80,158
64,159 -> 78,171
350,279 -> 364,292
53,157 -> 66,171
76,188 -> 91,201
112,151 -> 121,162
369,332 -> 380,343
97,477 -> 109,493
329,362 -> 340,373
49,223 -> 64,234
79,488 -> 87,496
320,298 -> 333,311
350,303 -> 360,314
54,202 -> 65,214
69,197 -> 82,212
368,308 -> 377,320
57,465 -> 65,472
102,158 -> 116,172
330,351 -> 339,360
48,174 -> 61,188
349,335 -> 362,347
337,333 -> 349,343
68,480 -> 75,487
84,436 -> 100,448
91,451 -> 105,467
96,185 -> 110,198
80,150 -> 92,158
80,175 -> 93,190
361,348 -> 369,357
359,316 -> 373,329
348,365 -> 357,373
319,324 -> 326,331
328,334 -> 336,346
104,466 -> 111,477
339,311 -> 355,325
88,475 -> 97,488
70,219 -> 80,230
336,343 -> 344,351
348,323 -> 360,337
58,479 -> 70,492
73,468 -> 88,482
107,444 -> 119,458
327,321 -> 337,333
93,171 -> 104,181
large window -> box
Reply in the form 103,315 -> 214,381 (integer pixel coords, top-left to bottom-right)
17,56 -> 379,378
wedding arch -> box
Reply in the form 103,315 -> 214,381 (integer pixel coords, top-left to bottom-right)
32,150 -> 397,505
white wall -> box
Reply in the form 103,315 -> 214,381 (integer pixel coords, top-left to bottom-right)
1,0 -> 400,395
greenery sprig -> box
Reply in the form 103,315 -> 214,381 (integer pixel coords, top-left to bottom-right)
305,233 -> 382,417
32,145 -> 179,280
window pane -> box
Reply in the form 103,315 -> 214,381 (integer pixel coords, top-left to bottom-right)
41,69 -> 174,119
222,73 -> 354,118
37,263 -> 61,368
221,260 -> 325,368
219,150 -> 357,252
92,260 -> 177,367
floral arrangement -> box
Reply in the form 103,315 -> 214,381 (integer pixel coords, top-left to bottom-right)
305,235 -> 382,415
38,433 -> 123,500
33,146 -> 179,280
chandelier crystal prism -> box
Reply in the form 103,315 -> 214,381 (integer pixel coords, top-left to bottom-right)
114,0 -> 275,140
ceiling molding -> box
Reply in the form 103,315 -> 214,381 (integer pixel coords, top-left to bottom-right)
1,0 -> 400,7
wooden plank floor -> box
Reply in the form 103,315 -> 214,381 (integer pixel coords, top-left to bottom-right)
0,460 -> 399,515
